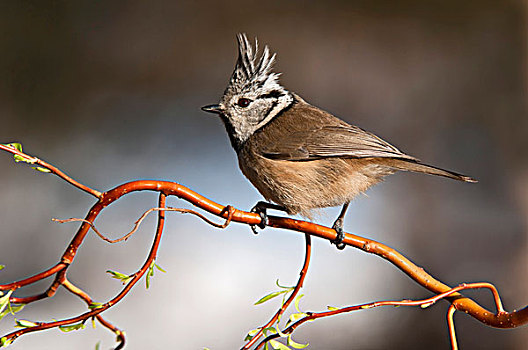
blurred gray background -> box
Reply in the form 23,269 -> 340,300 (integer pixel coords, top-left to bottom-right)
0,1 -> 526,349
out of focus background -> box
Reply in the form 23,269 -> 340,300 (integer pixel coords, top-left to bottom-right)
0,1 -> 526,349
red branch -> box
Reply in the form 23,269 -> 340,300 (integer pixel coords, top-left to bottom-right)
242,234 -> 311,349
255,282 -> 507,349
0,192 -> 166,346
0,143 -> 101,198
0,145 -> 526,348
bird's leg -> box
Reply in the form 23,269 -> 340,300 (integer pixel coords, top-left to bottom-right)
331,202 -> 350,250
250,201 -> 287,234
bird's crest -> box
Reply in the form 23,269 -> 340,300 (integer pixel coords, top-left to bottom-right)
225,33 -> 282,95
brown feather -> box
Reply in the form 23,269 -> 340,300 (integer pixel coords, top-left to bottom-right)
238,94 -> 475,218
257,94 -> 416,161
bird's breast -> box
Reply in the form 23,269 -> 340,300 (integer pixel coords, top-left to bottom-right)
238,147 -> 390,219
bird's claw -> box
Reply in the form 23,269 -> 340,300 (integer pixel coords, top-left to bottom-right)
250,204 -> 268,234
331,223 -> 346,250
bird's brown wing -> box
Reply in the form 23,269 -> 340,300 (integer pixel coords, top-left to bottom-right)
261,124 -> 417,161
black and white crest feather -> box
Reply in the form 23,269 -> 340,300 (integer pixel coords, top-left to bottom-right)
225,33 -> 283,95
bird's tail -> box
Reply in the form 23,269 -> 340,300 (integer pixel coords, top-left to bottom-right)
386,159 -> 477,183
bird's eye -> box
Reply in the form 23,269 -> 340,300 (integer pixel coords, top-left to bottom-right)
237,98 -> 251,107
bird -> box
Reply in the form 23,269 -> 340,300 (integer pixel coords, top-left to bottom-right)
202,33 -> 476,249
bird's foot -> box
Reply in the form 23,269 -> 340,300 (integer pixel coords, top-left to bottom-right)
250,202 -> 287,234
250,202 -> 269,234
331,221 -> 346,250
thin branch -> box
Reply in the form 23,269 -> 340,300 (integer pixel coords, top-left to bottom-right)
0,263 -> 67,291
0,193 -> 167,346
96,316 -> 126,350
261,214 -> 527,329
62,278 -> 93,304
52,205 -> 236,243
62,278 -> 126,349
256,282 -> 506,347
0,143 -> 101,198
243,234 -> 312,350
448,304 -> 458,350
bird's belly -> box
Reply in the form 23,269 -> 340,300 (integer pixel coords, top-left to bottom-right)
239,153 -> 390,218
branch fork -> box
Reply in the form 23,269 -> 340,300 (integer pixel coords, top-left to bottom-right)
0,143 -> 526,349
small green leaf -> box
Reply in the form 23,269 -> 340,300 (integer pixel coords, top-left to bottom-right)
145,261 -> 165,289
276,325 -> 288,338
254,290 -> 289,305
269,339 -> 291,350
247,328 -> 260,336
287,335 -> 309,349
420,302 -> 434,309
0,290 -> 13,315
59,322 -> 86,332
2,143 -> 51,172
0,311 -> 10,322
275,279 -> 293,290
13,154 -> 26,163
154,263 -> 166,273
7,303 -> 24,316
327,306 -> 339,311
262,327 -> 277,336
0,265 -> 4,271
95,341 -> 100,350
146,262 -> 154,289
3,143 -> 33,164
89,302 -> 104,310
15,319 -> 37,328
287,313 -> 307,325
0,303 -> 24,322
294,294 -> 304,313
32,166 -> 51,173
245,328 -> 261,341
106,270 -> 132,285
7,143 -> 22,152
1,336 -> 12,347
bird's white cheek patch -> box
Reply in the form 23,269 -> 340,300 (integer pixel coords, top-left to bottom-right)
254,95 -> 293,131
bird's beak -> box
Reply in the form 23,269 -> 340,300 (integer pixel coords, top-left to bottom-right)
201,104 -> 224,114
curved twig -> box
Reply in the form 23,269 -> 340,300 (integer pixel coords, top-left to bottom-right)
256,282 -> 507,348
62,278 -> 126,348
243,234 -> 311,349
0,143 -> 101,198
52,205 -> 235,244
448,304 -> 458,350
0,145 -> 526,348
0,193 -> 167,348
